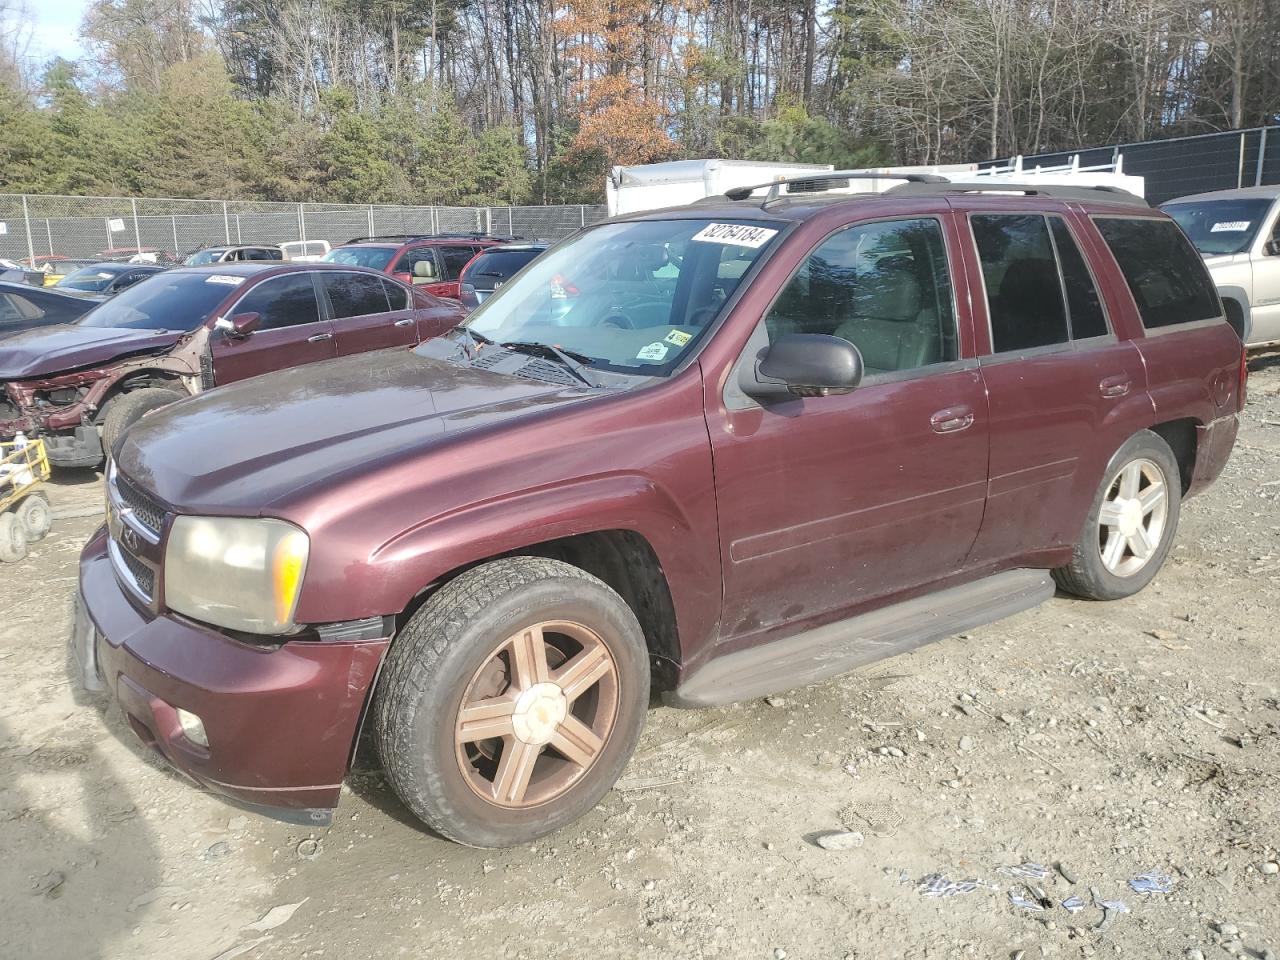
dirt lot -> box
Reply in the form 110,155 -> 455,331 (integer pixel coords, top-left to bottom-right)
2,354 -> 1279,960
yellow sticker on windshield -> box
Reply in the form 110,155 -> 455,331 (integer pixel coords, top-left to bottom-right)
664,330 -> 692,347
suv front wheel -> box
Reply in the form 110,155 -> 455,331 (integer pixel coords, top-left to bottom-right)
1054,429 -> 1182,600
375,557 -> 650,847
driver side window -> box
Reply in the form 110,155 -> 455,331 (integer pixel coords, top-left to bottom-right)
763,218 -> 958,376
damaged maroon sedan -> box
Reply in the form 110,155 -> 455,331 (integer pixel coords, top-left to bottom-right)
1,263 -> 462,468
73,176 -> 1242,847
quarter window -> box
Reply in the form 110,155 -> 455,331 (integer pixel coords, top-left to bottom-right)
440,246 -> 478,280
972,214 -> 1069,352
393,247 -> 437,276
323,272 -> 391,319
1092,217 -> 1221,328
763,218 -> 958,375
231,274 -> 322,330
382,278 -> 411,310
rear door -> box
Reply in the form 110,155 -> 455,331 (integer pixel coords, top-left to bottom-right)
321,270 -> 417,354
210,272 -> 336,384
959,203 -> 1151,568
429,244 -> 481,300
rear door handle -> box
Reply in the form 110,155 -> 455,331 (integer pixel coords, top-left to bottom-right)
307,332 -> 333,343
1099,375 -> 1131,398
930,406 -> 975,434
393,318 -> 414,327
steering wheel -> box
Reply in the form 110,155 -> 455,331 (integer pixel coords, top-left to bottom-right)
601,313 -> 636,329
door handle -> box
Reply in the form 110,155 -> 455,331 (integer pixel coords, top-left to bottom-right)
930,406 -> 975,434
1099,375 -> 1131,398
393,318 -> 414,327
307,332 -> 333,343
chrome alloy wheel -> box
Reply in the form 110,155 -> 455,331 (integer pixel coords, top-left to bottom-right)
1097,457 -> 1169,577
454,620 -> 619,808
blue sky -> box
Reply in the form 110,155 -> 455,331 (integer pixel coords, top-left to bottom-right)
26,0 -> 89,62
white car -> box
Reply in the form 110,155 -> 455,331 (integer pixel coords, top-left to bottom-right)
280,240 -> 332,262
1162,186 -> 1280,347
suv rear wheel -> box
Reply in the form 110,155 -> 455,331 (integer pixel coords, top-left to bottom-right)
375,557 -> 650,847
1053,430 -> 1182,600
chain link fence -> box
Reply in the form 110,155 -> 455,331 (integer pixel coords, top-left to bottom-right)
0,196 -> 609,264
984,125 -> 1280,205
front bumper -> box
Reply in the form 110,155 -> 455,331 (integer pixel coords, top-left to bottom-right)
74,527 -> 389,824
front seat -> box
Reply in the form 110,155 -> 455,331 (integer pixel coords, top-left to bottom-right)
834,258 -> 938,373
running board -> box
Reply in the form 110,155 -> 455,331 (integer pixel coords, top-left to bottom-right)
668,569 -> 1054,708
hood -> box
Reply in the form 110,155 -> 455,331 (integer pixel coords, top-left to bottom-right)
118,347 -> 593,511
0,325 -> 181,379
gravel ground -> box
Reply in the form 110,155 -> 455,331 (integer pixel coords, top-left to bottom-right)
2,353 -> 1278,960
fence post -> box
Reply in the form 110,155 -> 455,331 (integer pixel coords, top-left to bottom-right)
131,198 -> 142,253
104,217 -> 113,252
580,205 -> 586,227
368,204 -> 375,236
44,219 -> 52,255
20,195 -> 34,265
508,207 -> 513,234
171,216 -> 179,256
485,207 -> 492,235
1237,131 -> 1247,188
298,204 -> 306,242
222,202 -> 231,244
1258,127 -> 1269,187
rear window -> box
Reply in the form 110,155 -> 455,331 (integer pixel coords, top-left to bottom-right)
465,249 -> 543,284
322,246 -> 397,271
1092,217 -> 1221,329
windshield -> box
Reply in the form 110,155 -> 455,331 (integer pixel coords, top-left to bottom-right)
322,246 -> 396,270
185,249 -> 226,266
454,218 -> 782,376
78,271 -> 235,331
58,265 -> 121,292
1163,199 -> 1274,256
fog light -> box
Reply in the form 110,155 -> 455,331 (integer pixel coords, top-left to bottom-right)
176,708 -> 208,748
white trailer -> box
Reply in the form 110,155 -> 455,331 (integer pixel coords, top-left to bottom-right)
606,154 -> 1143,214
606,160 -> 833,216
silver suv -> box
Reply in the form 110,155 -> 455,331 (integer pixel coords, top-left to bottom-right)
1162,186 -> 1280,347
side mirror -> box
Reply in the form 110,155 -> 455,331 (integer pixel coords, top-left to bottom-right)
412,260 -> 438,283
741,333 -> 864,400
215,311 -> 261,337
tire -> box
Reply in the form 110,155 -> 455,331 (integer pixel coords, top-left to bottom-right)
0,511 -> 28,563
16,492 -> 51,541
101,387 -> 185,462
375,557 -> 650,847
1053,429 -> 1182,600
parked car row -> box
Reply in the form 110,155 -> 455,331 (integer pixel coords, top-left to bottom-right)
49,175 -> 1243,851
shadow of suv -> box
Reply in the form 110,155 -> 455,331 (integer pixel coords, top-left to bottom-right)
74,176 -> 1244,846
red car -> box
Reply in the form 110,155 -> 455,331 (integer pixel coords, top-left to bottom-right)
75,176 -> 1242,845
321,234 -> 508,301
1,262 -> 462,467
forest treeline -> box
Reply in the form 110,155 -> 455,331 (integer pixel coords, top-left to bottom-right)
0,0 -> 1276,203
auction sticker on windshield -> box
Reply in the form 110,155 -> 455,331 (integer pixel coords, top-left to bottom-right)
1210,221 -> 1251,232
637,342 -> 669,361
690,223 -> 779,248
205,274 -> 245,285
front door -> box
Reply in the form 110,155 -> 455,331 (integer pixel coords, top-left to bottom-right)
1251,205 -> 1280,343
707,215 -> 990,643
320,271 -> 418,354
210,272 -> 336,384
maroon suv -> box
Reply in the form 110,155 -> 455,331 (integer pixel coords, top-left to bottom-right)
73,177 -> 1243,845
0,262 -> 462,467
322,234 -> 507,300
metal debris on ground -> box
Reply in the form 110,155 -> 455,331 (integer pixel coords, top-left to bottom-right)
1008,891 -> 1047,912
844,800 -> 904,837
917,873 -> 984,898
998,861 -> 1050,880
1061,895 -> 1086,913
815,830 -> 865,851
1129,872 -> 1175,894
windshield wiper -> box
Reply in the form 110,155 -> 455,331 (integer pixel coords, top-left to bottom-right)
452,325 -> 494,358
500,340 -> 602,389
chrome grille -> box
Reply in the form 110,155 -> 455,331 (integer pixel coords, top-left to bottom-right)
114,473 -> 165,537
114,541 -> 155,596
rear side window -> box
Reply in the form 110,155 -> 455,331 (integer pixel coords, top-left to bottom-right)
1049,218 -> 1108,339
324,272 -> 391,318
393,247 -> 437,275
1092,217 -> 1221,328
972,214 -> 1069,351
439,246 -> 478,280
232,274 -> 322,330
381,278 -> 411,310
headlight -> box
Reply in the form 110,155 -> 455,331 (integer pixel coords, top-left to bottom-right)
164,516 -> 309,634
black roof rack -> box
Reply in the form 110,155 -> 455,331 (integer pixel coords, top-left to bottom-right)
344,232 -> 525,244
723,170 -> 950,202
885,181 -> 1150,207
